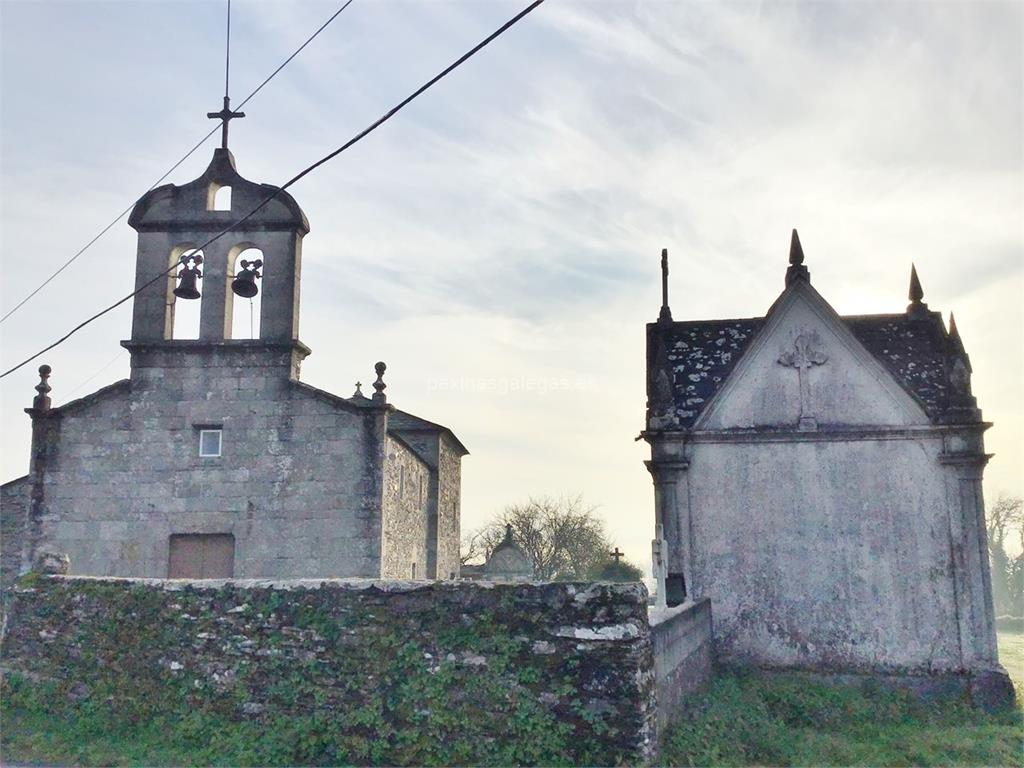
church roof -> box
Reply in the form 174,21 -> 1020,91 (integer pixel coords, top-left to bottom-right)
650,307 -> 965,428
389,410 -> 470,457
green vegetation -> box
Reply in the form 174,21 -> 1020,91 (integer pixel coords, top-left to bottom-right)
661,631 -> 1024,767
587,557 -> 645,583
3,614 -> 1023,767
1,579 -> 642,767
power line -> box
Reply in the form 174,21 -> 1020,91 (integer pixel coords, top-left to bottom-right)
0,0 -> 545,381
224,0 -> 233,100
0,0 -> 356,325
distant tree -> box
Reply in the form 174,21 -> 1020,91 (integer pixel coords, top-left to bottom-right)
986,494 -> 1023,616
587,558 -> 644,583
462,496 -> 612,581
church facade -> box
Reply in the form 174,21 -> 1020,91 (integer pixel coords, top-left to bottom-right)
1,149 -> 466,584
644,232 -> 1011,697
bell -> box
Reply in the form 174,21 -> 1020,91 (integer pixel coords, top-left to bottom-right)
231,258 -> 262,299
173,257 -> 202,300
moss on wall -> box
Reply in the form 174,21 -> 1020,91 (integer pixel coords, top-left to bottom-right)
2,577 -> 656,766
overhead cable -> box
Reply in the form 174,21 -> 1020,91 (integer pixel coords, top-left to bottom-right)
0,0 -> 545,380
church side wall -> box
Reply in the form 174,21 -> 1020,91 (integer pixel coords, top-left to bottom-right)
33,352 -> 382,579
686,434 -> 963,674
436,435 -> 462,581
381,436 -> 430,579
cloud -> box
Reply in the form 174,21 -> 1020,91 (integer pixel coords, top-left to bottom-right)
1,0 -> 1021,569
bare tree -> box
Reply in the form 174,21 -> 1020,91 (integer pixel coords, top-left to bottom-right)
463,496 -> 613,581
987,494 -> 1024,616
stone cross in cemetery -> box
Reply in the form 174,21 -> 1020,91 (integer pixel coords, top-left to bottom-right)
651,525 -> 668,609
777,331 -> 828,431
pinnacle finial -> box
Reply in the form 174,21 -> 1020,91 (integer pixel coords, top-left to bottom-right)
909,264 -> 924,303
32,364 -> 52,412
789,229 -> 804,265
658,248 -> 673,323
372,362 -> 387,404
948,312 -> 966,355
785,229 -> 810,286
907,263 -> 929,317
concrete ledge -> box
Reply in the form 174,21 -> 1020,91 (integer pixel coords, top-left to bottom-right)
649,597 -> 713,732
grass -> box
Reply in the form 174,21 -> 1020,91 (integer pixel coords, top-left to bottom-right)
660,632 -> 1024,767
2,635 -> 1023,766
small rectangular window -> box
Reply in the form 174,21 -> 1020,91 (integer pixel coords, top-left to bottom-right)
199,429 -> 222,457
411,562 -> 417,579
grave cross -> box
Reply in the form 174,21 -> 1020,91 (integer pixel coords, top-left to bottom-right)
609,547 -> 625,563
778,331 -> 828,431
651,526 -> 668,608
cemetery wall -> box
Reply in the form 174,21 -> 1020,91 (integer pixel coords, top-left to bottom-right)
1,575 -> 684,765
650,598 -> 713,730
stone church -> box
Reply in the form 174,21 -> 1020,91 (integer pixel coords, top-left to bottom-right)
644,231 -> 1011,696
1,148 -> 467,584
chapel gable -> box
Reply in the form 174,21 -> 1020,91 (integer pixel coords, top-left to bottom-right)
646,230 -> 981,434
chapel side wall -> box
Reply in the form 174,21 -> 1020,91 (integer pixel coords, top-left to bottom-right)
686,435 -> 962,673
33,350 -> 382,579
381,436 -> 430,579
436,435 -> 462,581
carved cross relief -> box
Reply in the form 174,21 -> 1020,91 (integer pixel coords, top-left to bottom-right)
778,331 -> 829,431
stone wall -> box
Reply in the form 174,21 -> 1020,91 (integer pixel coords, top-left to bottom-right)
436,434 -> 462,580
26,346 -> 387,579
1,576 -> 658,765
650,599 -> 713,731
380,436 -> 430,580
1,475 -> 30,601
689,436 -> 968,673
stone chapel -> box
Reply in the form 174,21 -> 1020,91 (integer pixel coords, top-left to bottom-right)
644,231 -> 1011,698
0,148 -> 467,585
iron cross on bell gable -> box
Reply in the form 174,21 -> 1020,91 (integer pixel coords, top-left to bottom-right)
208,96 -> 245,149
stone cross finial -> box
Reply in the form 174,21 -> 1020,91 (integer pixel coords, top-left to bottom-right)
785,229 -> 810,287
610,546 -> 625,563
658,248 -> 673,323
778,332 -> 828,431
372,362 -> 387,404
207,95 -> 245,150
32,364 -> 52,412
352,381 -> 364,398
907,264 -> 929,318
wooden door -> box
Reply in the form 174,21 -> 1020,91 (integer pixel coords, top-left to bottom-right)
168,534 -> 235,578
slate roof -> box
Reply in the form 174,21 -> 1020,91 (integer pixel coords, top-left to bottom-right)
651,310 -> 962,428
656,319 -> 764,425
845,312 -> 953,421
379,409 -> 469,457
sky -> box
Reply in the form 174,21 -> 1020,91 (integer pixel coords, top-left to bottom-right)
1,0 -> 1022,571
